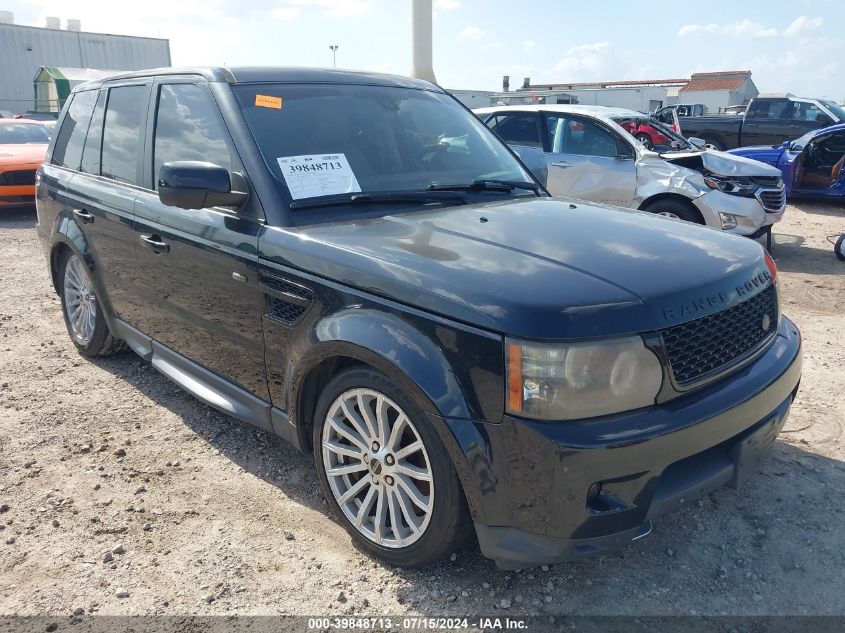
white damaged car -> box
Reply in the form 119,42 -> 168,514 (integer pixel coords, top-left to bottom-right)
474,104 -> 785,238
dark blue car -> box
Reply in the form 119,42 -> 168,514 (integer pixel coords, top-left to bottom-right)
730,123 -> 845,199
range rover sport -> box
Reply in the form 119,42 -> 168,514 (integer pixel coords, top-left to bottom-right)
36,67 -> 802,569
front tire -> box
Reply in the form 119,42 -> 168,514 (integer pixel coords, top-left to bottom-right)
836,234 -> 845,261
58,252 -> 125,357
313,368 -> 471,567
642,198 -> 704,224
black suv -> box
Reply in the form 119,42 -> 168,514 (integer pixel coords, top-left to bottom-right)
36,68 -> 801,569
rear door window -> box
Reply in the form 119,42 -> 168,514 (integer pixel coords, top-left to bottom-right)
101,85 -> 148,185
80,91 -> 107,175
51,90 -> 97,170
152,83 -> 232,189
487,112 -> 542,147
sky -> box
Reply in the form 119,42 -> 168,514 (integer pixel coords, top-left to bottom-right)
9,0 -> 845,100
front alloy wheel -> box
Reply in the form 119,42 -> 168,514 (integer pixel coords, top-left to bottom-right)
322,388 -> 433,548
313,368 -> 470,567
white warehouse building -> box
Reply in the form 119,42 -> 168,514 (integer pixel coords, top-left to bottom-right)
0,13 -> 171,114
516,71 -> 759,114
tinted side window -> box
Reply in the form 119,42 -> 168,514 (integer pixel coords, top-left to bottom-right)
101,86 -> 147,185
488,113 -> 542,147
748,100 -> 788,120
153,83 -> 232,189
51,90 -> 97,170
80,91 -> 107,175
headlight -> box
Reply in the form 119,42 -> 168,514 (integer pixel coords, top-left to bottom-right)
506,336 -> 662,420
703,174 -> 757,197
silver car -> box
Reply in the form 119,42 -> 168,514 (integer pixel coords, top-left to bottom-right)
474,104 -> 785,237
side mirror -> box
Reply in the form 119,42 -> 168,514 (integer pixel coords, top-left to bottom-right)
782,141 -> 791,149
688,137 -> 707,149
158,161 -> 248,210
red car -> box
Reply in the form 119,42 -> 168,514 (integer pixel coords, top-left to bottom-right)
617,118 -> 673,150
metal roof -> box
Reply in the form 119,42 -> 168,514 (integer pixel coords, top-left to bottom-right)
71,66 -> 441,91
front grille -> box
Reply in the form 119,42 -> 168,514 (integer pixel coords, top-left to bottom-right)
1,169 -> 37,186
662,284 -> 777,386
757,188 -> 785,213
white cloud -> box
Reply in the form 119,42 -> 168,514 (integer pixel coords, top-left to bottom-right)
434,0 -> 461,10
551,42 -> 610,78
678,19 -> 778,38
458,26 -> 484,39
521,40 -> 536,51
271,7 -> 299,20
478,41 -> 502,51
278,0 -> 372,19
784,16 -> 824,37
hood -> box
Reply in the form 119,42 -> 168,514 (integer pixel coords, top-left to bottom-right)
265,198 -> 772,340
728,145 -> 788,167
660,148 -> 782,178
0,143 -> 48,167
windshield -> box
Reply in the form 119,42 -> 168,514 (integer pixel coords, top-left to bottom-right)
234,83 -> 534,204
820,100 -> 845,122
611,115 -> 692,152
0,123 -> 51,144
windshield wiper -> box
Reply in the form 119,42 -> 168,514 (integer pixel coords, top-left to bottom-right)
289,190 -> 467,210
428,179 -> 541,195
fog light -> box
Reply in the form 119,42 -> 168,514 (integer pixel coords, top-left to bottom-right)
719,212 -> 738,230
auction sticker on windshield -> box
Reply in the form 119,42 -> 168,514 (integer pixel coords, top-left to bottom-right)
277,153 -> 362,200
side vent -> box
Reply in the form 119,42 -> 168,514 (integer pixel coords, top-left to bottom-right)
259,275 -> 314,326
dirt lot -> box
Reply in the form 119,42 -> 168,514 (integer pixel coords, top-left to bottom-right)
0,200 -> 843,620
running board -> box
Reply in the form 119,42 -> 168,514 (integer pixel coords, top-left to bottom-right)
110,318 -> 302,451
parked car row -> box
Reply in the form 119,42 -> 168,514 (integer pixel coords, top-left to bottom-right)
35,67 -> 801,570
474,104 -> 785,239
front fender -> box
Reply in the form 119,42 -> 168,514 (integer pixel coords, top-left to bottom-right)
634,156 -> 707,207
288,308 -> 503,524
291,308 -> 479,422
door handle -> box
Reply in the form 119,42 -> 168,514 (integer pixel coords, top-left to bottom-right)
72,208 -> 94,224
139,234 -> 170,254
551,161 -> 571,168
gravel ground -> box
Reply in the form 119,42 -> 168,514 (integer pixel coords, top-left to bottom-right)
0,201 -> 843,619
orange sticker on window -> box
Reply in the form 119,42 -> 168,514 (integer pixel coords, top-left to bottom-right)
255,94 -> 282,109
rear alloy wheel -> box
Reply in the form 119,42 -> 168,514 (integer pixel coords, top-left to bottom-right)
58,252 -> 125,357
63,254 -> 98,346
313,368 -> 470,567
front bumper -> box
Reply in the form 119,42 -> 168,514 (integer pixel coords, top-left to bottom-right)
442,317 -> 801,569
692,190 -> 769,236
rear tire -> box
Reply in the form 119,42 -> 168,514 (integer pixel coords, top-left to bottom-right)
642,198 -> 704,225
635,133 -> 653,150
58,251 -> 125,357
313,367 -> 471,567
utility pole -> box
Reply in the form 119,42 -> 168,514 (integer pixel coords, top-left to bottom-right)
329,45 -> 339,68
